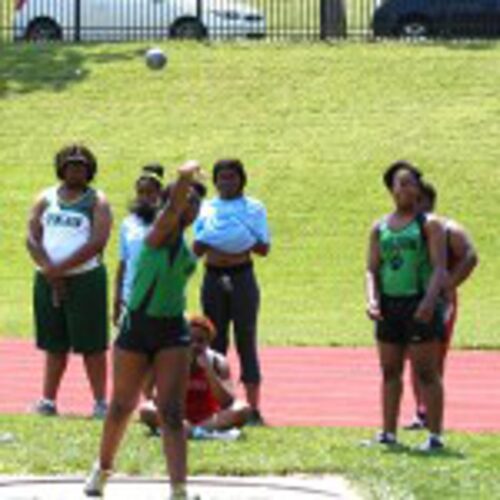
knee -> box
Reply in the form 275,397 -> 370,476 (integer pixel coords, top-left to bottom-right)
415,365 -> 440,386
236,404 -> 253,427
158,401 -> 184,432
380,364 -> 403,383
108,399 -> 136,421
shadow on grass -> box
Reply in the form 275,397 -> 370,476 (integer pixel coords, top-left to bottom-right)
379,443 -> 466,460
0,42 -> 138,98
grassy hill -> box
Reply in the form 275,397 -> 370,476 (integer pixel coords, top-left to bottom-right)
1,41 -> 499,346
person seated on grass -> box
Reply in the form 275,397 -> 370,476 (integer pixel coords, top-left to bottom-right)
139,315 -> 252,439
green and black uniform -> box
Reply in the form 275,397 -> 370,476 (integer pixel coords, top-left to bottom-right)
116,237 -> 197,358
34,186 -> 108,354
376,214 -> 445,344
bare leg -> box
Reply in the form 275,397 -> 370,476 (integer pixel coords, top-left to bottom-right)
377,342 -> 406,434
153,348 -> 190,492
408,341 -> 443,435
43,352 -> 69,400
83,351 -> 108,402
98,348 -> 149,470
198,401 -> 252,431
410,363 -> 427,417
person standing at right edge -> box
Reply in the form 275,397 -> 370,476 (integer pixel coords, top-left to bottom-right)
193,159 -> 270,426
365,161 -> 447,451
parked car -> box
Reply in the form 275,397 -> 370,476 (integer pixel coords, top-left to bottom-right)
13,0 -> 266,41
373,0 -> 500,38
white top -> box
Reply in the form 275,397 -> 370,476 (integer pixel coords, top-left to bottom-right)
41,186 -> 100,275
193,195 -> 270,254
118,214 -> 151,302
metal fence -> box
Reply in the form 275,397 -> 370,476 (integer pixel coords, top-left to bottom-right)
1,0 -> 500,43
0,0 -> 374,42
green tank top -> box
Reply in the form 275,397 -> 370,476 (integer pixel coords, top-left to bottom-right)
378,215 -> 432,297
128,237 -> 197,318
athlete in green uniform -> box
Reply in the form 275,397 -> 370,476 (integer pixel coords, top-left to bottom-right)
365,161 -> 447,451
84,160 -> 205,500
26,144 -> 112,419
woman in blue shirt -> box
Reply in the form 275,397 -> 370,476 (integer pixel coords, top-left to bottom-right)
193,158 -> 270,425
113,165 -> 164,325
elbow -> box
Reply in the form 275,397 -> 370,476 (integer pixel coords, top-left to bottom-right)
470,253 -> 479,269
192,241 -> 206,257
145,237 -> 163,250
254,243 -> 270,256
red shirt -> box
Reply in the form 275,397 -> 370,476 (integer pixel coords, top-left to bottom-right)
185,364 -> 221,424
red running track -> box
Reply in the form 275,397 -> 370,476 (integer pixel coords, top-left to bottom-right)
1,340 -> 499,431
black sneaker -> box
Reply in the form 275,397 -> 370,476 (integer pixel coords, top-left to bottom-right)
246,409 -> 266,427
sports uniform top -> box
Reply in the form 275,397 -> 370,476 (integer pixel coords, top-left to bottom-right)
119,214 -> 151,303
378,215 -> 432,297
127,238 -> 196,318
41,186 -> 100,275
194,196 -> 270,254
185,359 -> 221,424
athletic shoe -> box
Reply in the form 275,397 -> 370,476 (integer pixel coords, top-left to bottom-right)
360,431 -> 398,447
404,413 -> 427,431
84,461 -> 112,497
169,484 -> 201,500
33,398 -> 58,417
92,400 -> 108,420
404,410 -> 427,430
190,426 -> 241,441
0,433 -> 15,444
418,435 -> 444,452
246,409 -> 266,427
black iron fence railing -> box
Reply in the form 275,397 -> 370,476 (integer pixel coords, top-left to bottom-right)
1,0 -> 500,43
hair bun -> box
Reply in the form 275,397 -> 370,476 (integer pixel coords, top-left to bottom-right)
142,163 -> 165,179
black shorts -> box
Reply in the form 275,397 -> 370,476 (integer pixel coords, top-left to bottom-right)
376,295 -> 445,345
115,310 -> 190,360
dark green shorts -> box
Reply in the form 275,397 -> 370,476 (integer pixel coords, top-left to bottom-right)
376,295 -> 445,345
34,266 -> 109,354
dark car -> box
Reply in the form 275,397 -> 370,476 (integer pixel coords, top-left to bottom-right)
373,0 -> 500,38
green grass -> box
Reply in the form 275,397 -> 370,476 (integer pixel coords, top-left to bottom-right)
1,415 -> 500,499
1,42 -> 500,347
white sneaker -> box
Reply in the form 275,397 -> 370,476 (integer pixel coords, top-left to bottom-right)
84,461 -> 112,497
169,486 -> 201,500
190,426 -> 241,441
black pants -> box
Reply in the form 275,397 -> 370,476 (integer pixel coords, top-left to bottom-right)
201,263 -> 261,384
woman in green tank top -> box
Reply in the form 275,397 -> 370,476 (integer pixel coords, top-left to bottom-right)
365,161 -> 447,451
85,161 -> 205,500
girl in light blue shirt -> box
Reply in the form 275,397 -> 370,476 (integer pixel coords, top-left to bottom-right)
193,158 -> 270,426
113,165 -> 164,325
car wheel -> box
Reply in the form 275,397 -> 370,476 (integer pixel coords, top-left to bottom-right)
170,19 -> 207,39
26,18 -> 62,41
398,18 -> 430,39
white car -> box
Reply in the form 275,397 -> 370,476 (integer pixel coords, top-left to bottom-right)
13,0 -> 266,41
